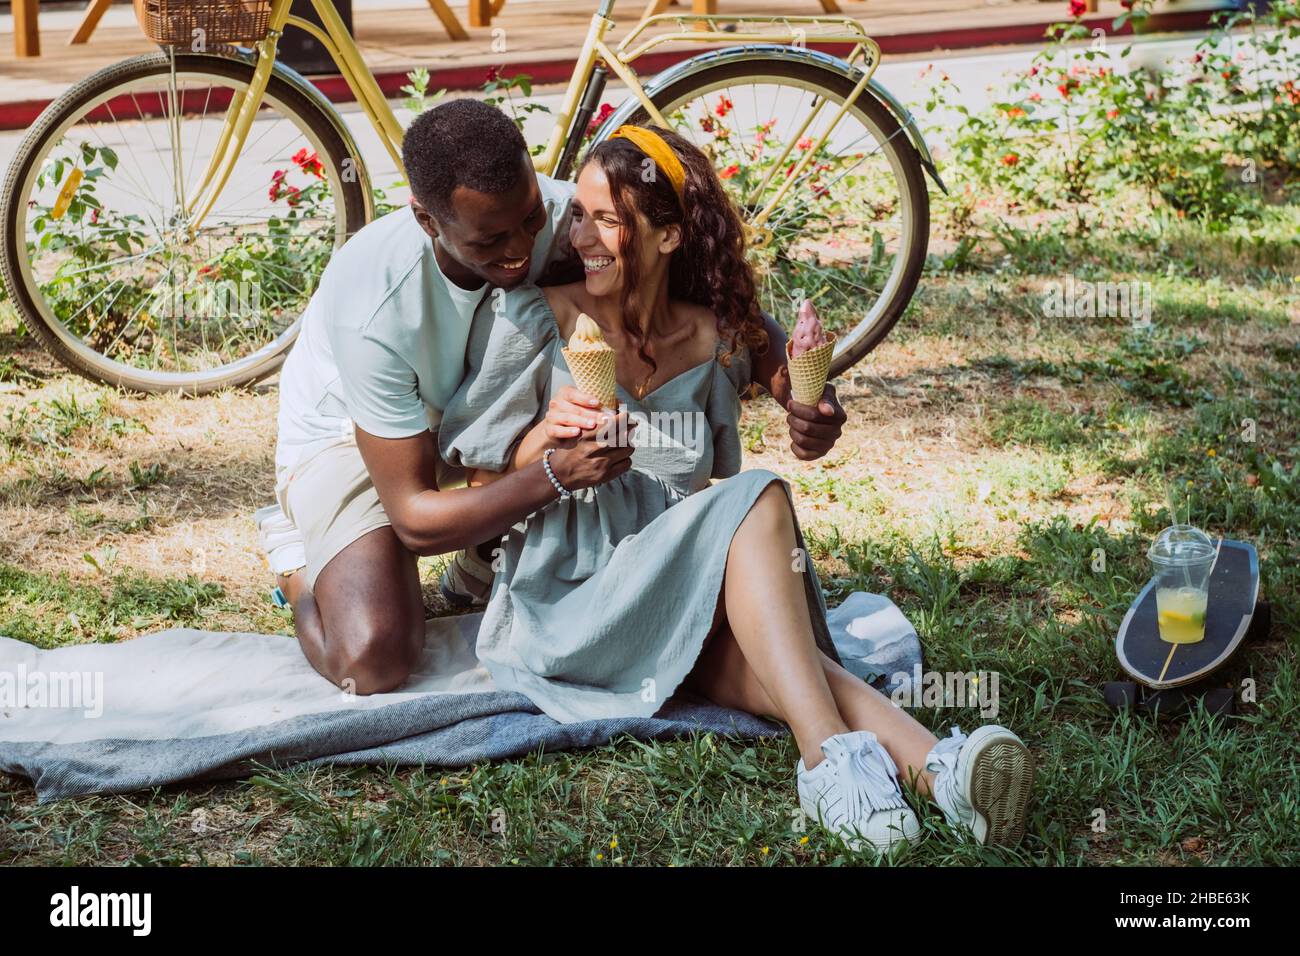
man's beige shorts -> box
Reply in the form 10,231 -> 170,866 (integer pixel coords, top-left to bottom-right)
276,434 -> 466,591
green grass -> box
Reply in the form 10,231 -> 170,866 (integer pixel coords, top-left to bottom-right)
0,564 -> 231,648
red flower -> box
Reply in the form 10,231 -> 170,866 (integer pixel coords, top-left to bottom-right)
1001,153 -> 1019,166
1121,0 -> 1134,8
292,147 -> 324,179
485,65 -> 501,84
1069,0 -> 1087,18
1028,65 -> 1040,77
715,95 -> 733,117
89,207 -> 100,224
1005,106 -> 1027,119
719,164 -> 740,179
585,103 -> 614,138
797,137 -> 814,151
269,169 -> 302,205
1028,91 -> 1042,102
700,116 -> 715,133
268,168 -> 288,202
1106,109 -> 1119,119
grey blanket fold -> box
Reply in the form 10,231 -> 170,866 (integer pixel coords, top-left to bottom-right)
0,592 -> 921,803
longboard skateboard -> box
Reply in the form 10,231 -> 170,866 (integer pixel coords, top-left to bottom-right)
1105,539 -> 1271,717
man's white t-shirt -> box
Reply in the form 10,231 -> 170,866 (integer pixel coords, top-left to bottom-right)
275,174 -> 577,481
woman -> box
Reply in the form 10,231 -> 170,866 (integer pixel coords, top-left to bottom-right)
439,125 -> 1034,852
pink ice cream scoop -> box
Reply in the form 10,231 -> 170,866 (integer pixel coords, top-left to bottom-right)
790,299 -> 828,357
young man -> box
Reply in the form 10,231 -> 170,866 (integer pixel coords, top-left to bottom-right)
259,99 -> 847,696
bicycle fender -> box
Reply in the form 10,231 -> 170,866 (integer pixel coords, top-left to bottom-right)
200,48 -> 377,220
594,44 -> 947,195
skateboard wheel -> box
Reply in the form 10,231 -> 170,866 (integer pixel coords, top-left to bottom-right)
1247,601 -> 1272,642
1202,687 -> 1235,716
1104,681 -> 1137,710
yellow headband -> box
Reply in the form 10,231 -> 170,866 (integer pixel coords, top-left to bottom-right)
608,125 -> 686,202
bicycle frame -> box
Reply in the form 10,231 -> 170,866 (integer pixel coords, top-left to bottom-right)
185,0 -> 881,235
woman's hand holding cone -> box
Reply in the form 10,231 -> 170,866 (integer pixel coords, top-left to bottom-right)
545,385 -> 607,444
783,299 -> 845,460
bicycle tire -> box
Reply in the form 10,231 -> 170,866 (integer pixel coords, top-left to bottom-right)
0,53 -> 370,395
613,55 -> 931,377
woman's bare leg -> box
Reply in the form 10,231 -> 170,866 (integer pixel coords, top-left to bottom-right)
818,652 -> 940,798
704,482 -> 851,768
687,480 -> 941,791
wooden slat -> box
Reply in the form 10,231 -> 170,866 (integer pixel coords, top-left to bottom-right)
69,0 -> 114,46
467,0 -> 492,28
13,0 -> 41,58
424,0 -> 471,41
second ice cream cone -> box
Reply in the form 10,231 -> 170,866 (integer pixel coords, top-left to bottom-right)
786,334 -> 836,406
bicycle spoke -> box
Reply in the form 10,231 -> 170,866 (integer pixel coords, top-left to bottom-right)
101,101 -> 167,216
183,81 -> 215,201
53,243 -> 166,281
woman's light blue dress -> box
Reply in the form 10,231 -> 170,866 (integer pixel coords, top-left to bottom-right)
439,285 -> 841,724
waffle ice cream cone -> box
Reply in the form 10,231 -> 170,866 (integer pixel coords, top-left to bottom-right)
786,299 -> 835,406
561,313 -> 618,410
786,334 -> 836,405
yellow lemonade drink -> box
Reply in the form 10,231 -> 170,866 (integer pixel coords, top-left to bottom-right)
1156,586 -> 1208,644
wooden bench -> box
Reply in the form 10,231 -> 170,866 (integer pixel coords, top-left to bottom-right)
9,0 -> 474,57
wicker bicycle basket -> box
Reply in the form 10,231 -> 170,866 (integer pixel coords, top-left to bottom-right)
134,0 -> 273,46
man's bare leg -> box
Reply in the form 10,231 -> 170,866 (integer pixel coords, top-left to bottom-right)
277,526 -> 426,695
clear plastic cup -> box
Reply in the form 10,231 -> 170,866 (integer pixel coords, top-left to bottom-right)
1148,525 -> 1217,644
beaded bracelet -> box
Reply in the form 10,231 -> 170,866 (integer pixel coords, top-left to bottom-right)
542,448 -> 573,499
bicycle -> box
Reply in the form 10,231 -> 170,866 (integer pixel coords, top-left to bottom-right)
0,0 -> 944,394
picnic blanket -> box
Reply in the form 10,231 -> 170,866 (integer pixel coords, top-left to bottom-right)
0,591 -> 922,803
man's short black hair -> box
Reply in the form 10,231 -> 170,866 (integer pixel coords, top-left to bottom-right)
402,99 -> 529,220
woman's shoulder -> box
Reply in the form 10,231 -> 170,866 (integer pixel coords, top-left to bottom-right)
676,301 -> 753,396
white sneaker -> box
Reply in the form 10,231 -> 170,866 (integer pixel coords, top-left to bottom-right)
253,503 -> 306,577
926,725 -> 1035,847
438,546 -> 494,607
797,730 -> 920,853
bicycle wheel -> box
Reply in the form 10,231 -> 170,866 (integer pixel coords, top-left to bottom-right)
0,52 -> 369,395
616,55 -> 930,377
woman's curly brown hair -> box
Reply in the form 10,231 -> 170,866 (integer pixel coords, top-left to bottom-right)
581,126 -> 769,397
